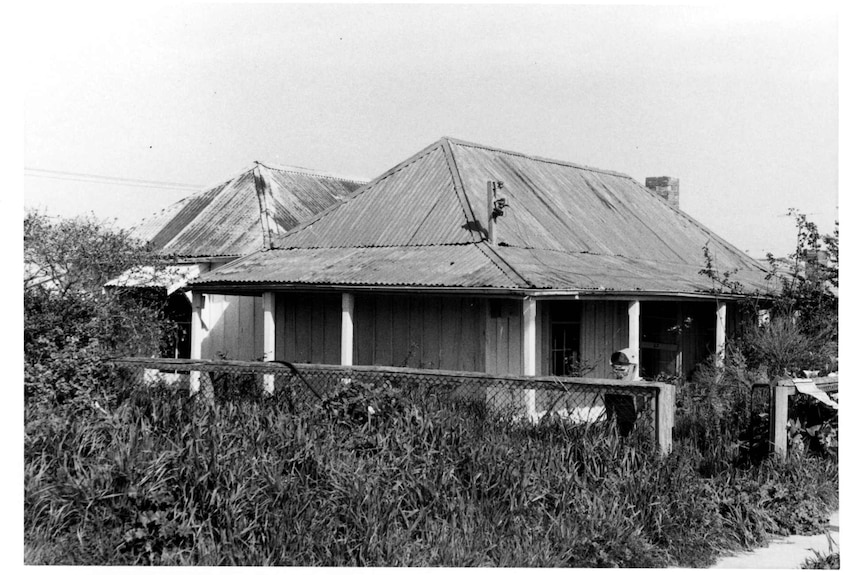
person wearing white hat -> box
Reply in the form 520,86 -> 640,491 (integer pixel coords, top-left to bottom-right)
610,347 -> 637,381
606,348 -> 639,436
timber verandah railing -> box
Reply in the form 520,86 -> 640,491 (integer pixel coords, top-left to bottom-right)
110,358 -> 677,454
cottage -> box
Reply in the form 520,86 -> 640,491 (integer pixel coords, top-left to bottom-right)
116,161 -> 366,359
189,138 -> 771,386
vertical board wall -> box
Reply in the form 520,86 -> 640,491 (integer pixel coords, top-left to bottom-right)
353,294 -> 484,372
580,301 -> 629,379
275,293 -> 342,364
201,294 -> 264,360
485,299 -> 524,376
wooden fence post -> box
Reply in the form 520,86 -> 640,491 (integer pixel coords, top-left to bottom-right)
770,382 -> 795,460
655,382 -> 676,455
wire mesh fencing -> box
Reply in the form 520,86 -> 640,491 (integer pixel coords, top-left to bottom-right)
110,358 -> 675,451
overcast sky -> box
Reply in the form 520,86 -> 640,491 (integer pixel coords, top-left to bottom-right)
23,4 -> 839,259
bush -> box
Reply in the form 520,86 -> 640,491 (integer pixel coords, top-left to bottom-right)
24,211 -> 174,410
701,209 -> 838,380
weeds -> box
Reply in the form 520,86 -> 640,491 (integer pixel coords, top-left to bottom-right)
24,373 -> 838,567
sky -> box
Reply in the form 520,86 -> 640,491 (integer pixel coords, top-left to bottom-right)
23,4 -> 840,260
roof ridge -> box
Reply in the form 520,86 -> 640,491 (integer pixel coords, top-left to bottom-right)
271,141 -> 446,248
630,179 -> 767,271
254,160 -> 369,184
440,138 -> 482,242
442,136 -> 635,180
474,242 -> 533,288
195,163 -> 259,195
128,193 -> 196,234
253,164 -> 278,249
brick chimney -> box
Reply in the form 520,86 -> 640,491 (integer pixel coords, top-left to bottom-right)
645,176 -> 679,208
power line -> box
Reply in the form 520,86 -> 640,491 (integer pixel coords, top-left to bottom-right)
24,167 -> 203,191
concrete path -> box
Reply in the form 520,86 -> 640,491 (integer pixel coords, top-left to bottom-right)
710,511 -> 839,569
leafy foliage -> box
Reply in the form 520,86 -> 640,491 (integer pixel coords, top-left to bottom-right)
24,210 -> 174,409
701,209 -> 838,379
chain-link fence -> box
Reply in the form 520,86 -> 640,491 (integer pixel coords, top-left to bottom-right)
110,358 -> 675,451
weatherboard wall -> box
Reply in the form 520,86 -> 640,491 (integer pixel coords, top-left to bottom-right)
580,300 -> 630,379
353,294 -> 485,372
201,294 -> 265,361
269,292 -> 485,372
274,293 -> 342,365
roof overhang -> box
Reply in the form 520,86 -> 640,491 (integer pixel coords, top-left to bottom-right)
188,281 -> 762,302
105,264 -> 203,295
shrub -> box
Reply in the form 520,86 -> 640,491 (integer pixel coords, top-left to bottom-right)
24,211 -> 174,410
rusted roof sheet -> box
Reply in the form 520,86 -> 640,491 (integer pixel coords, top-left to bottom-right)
195,138 -> 772,296
193,245 -> 525,288
132,163 -> 366,258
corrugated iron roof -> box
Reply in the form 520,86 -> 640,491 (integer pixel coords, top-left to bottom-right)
194,138 -> 772,296
272,142 -> 479,248
494,247 -> 773,293
193,245 -> 525,289
131,162 -> 366,258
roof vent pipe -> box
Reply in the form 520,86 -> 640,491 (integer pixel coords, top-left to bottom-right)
487,180 -> 508,245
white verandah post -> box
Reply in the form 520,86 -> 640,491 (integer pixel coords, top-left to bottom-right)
523,297 -> 537,421
627,300 -> 641,381
716,301 -> 727,368
341,293 -> 354,366
189,291 -> 204,395
262,292 -> 276,395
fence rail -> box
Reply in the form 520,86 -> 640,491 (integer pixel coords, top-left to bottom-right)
110,357 -> 677,454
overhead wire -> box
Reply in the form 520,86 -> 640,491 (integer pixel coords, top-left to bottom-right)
24,167 -> 202,191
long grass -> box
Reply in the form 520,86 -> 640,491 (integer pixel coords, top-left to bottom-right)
24,376 -> 838,567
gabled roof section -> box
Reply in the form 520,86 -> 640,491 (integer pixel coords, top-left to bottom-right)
195,137 -> 771,295
131,162 -> 366,258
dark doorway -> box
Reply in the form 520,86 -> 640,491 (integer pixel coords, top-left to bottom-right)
548,301 -> 582,376
163,291 -> 192,359
640,302 -> 681,379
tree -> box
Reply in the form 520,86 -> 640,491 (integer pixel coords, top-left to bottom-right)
765,209 -> 838,341
748,210 -> 838,377
699,209 -> 838,379
24,210 -> 174,405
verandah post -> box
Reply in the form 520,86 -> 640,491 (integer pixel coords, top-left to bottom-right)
341,293 -> 354,366
523,297 -> 537,421
716,301 -> 727,367
189,291 -> 204,395
627,300 -> 641,381
262,292 -> 276,395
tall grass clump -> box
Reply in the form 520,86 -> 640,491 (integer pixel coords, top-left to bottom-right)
25,369 -> 838,567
